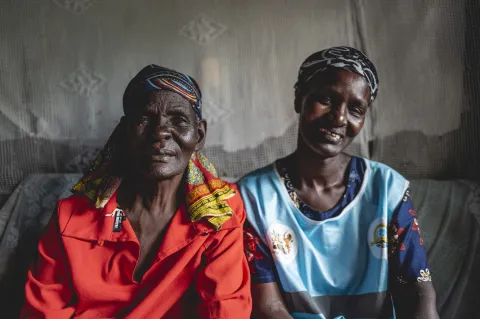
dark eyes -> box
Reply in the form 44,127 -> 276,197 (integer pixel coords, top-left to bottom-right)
135,116 -> 149,125
310,93 -> 367,117
133,115 -> 190,126
349,105 -> 366,116
313,95 -> 331,106
171,115 -> 190,125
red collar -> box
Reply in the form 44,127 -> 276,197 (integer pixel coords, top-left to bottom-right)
60,192 -> 239,247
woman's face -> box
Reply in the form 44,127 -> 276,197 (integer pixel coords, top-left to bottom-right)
295,69 -> 371,158
123,90 -> 206,180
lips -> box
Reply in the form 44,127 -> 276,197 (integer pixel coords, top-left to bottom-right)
145,149 -> 176,162
155,149 -> 176,156
318,128 -> 344,143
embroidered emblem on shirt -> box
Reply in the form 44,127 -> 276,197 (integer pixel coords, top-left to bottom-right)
417,268 -> 432,282
266,223 -> 298,264
368,217 -> 388,259
402,188 -> 411,202
396,276 -> 407,284
348,170 -> 360,184
370,223 -> 388,248
243,227 -> 264,274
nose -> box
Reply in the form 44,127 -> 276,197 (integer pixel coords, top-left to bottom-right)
149,117 -> 172,142
328,103 -> 347,127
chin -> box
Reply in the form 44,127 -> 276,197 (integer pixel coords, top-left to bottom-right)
310,144 -> 343,158
141,164 -> 185,180
302,136 -> 351,159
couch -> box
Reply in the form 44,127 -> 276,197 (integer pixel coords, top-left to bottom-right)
0,174 -> 479,318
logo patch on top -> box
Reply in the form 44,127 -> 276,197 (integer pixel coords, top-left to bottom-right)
266,223 -> 298,264
368,217 -> 388,259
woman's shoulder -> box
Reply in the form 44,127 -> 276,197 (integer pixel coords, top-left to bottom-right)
55,194 -> 97,231
236,163 -> 277,187
213,182 -> 247,228
358,157 -> 407,181
358,157 -> 409,208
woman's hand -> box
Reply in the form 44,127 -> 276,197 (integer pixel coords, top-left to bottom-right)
391,281 -> 439,319
251,282 -> 294,319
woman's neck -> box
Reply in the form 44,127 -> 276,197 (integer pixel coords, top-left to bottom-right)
291,140 -> 351,190
117,174 -> 184,217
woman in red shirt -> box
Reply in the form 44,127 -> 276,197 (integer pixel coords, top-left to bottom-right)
21,65 -> 252,319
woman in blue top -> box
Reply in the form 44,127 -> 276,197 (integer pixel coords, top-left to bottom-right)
239,47 -> 438,319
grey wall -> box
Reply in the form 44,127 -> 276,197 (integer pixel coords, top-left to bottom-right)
0,0 -> 478,207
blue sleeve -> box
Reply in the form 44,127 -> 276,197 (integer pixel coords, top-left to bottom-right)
388,188 -> 431,284
243,221 -> 277,284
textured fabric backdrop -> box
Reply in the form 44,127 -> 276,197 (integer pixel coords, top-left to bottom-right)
0,0 -> 479,205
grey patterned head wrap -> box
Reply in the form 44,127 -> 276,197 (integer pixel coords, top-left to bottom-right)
296,46 -> 379,104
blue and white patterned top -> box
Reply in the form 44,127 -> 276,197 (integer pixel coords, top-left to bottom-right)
243,156 -> 430,286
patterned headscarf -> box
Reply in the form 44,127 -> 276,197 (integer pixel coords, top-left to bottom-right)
72,65 -> 235,229
123,65 -> 202,119
296,46 -> 379,104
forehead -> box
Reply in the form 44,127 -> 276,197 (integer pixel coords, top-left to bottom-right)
305,69 -> 370,102
146,90 -> 190,106
134,90 -> 193,114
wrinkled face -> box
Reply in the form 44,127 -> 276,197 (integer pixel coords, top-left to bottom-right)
123,90 -> 206,180
295,69 -> 371,158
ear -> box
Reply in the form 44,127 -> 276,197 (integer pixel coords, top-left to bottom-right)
294,90 -> 302,114
195,119 -> 207,151
117,116 -> 128,137
111,116 -> 129,173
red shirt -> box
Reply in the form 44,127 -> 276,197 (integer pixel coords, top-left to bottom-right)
21,184 -> 252,319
